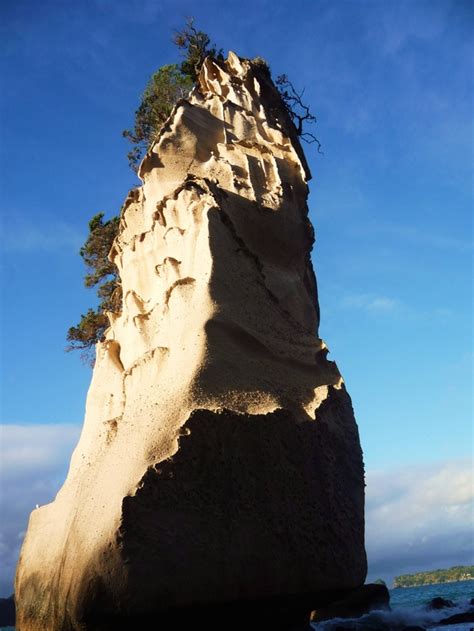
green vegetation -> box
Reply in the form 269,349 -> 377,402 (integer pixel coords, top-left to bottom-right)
123,18 -> 222,170
173,17 -> 223,82
68,19 -> 320,361
66,213 -> 121,362
68,19 -> 220,360
122,65 -> 193,170
394,565 -> 474,588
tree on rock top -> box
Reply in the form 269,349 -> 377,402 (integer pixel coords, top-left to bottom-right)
122,65 -> 193,170
173,17 -> 224,82
123,18 -> 223,171
68,19 -> 320,363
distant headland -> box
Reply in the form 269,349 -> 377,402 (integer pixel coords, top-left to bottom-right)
394,565 -> 474,588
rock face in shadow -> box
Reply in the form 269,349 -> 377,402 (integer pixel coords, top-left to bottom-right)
0,596 -> 15,627
310,583 -> 390,622
15,52 -> 366,630
427,597 -> 455,610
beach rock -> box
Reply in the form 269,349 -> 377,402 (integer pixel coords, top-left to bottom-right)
438,610 -> 474,625
427,597 -> 455,610
15,52 -> 366,630
310,583 -> 390,622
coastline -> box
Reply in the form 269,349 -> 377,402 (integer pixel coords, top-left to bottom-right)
393,567 -> 474,589
393,577 -> 474,589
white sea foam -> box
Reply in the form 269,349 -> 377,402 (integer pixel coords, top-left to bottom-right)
312,601 -> 474,630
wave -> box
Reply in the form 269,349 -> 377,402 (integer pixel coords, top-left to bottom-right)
312,597 -> 474,630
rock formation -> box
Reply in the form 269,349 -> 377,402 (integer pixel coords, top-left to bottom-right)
15,52 -> 366,630
310,583 -> 390,622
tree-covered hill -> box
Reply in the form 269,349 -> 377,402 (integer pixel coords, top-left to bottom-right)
394,565 -> 474,588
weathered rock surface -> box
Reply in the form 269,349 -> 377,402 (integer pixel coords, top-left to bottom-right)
15,52 -> 366,630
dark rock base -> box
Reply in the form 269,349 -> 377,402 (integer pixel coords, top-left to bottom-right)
78,590 -> 356,631
311,583 -> 390,622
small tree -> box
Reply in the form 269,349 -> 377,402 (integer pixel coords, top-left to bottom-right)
66,213 -> 120,363
123,19 -> 222,171
122,65 -> 193,170
173,17 -> 224,82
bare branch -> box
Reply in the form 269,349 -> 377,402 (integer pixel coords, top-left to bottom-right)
276,74 -> 322,151
300,132 -> 324,154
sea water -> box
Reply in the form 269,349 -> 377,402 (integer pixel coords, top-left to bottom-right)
313,579 -> 474,630
2,580 -> 473,630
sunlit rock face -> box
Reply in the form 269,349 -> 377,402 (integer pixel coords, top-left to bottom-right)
15,52 -> 366,630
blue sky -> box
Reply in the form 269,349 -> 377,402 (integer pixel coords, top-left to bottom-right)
0,0 -> 472,595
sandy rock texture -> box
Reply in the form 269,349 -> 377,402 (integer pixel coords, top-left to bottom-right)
15,52 -> 366,630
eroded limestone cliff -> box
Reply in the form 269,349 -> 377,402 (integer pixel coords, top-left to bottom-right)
15,52 -> 366,630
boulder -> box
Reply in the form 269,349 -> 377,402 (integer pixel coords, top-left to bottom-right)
15,52 -> 366,630
310,583 -> 390,622
438,610 -> 474,625
427,597 -> 455,610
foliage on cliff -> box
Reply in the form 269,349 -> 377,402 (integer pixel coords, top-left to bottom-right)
122,18 -> 318,170
173,17 -> 224,82
122,65 -> 193,170
394,565 -> 474,588
123,18 -> 222,170
66,213 -> 121,362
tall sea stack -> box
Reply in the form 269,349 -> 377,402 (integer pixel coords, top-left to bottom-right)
16,52 -> 366,630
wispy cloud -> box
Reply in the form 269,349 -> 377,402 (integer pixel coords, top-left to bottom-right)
349,222 -> 473,254
338,289 -> 464,323
366,459 -> 474,584
342,294 -> 400,313
369,1 -> 448,58
0,217 -> 83,253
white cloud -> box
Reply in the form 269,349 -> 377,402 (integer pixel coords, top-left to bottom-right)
366,459 -> 474,584
343,294 -> 399,313
0,423 -> 81,596
0,424 -> 81,476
